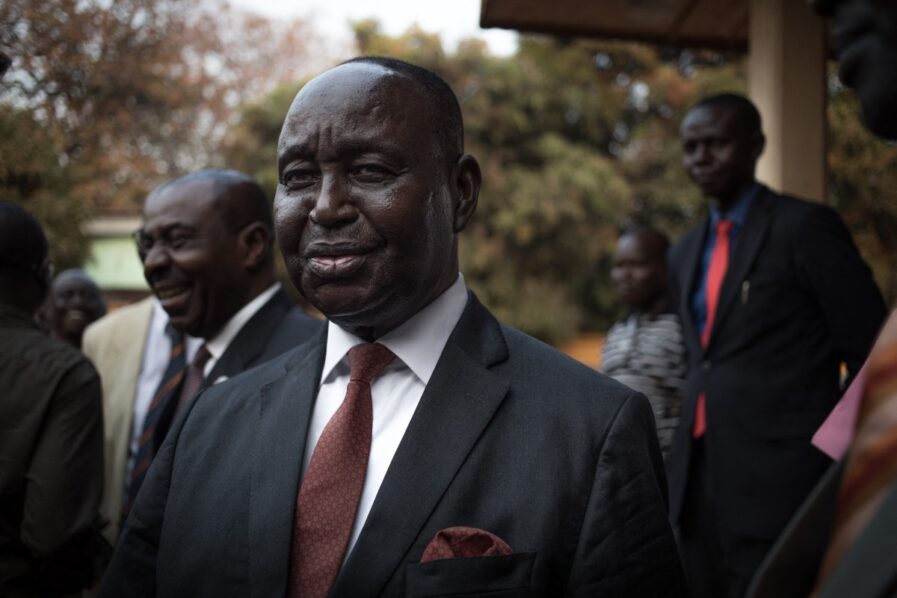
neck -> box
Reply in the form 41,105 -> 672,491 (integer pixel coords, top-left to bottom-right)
709,180 -> 754,214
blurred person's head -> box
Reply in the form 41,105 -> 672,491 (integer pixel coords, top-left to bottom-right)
680,93 -> 766,212
611,226 -> 671,314
135,169 -> 276,339
0,200 -> 52,315
811,0 -> 897,140
46,269 -> 106,348
274,57 -> 480,341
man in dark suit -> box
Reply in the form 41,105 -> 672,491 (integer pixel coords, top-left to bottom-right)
99,58 -> 686,597
112,169 -> 320,517
749,2 -> 897,596
667,93 -> 887,597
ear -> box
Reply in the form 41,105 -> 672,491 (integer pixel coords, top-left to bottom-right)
751,132 -> 766,162
238,222 -> 271,271
451,154 -> 481,234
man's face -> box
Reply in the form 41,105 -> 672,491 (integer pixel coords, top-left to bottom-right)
138,179 -> 248,339
611,233 -> 665,312
274,63 -> 471,338
814,0 -> 897,139
681,105 -> 761,203
49,272 -> 105,342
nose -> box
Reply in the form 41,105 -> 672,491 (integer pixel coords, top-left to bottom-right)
142,243 -> 171,283
309,175 -> 358,228
691,142 -> 711,164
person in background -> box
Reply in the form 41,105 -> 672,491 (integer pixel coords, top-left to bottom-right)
667,93 -> 886,597
86,169 -> 320,542
601,225 -> 685,460
749,1 -> 897,596
44,268 -> 106,349
0,201 -> 104,597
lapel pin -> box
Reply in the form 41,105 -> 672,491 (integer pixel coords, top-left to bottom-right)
741,280 -> 750,304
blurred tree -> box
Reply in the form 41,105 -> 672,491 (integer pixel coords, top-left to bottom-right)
224,22 -> 742,343
0,0 -> 315,265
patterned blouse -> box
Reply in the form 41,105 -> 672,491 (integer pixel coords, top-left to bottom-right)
601,312 -> 687,459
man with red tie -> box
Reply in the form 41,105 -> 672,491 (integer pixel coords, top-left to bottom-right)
667,93 -> 886,597
749,1 -> 897,596
99,57 -> 686,597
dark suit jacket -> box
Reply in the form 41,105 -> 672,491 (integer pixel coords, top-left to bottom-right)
201,287 -> 321,388
749,461 -> 897,598
99,292 -> 686,597
667,186 -> 886,542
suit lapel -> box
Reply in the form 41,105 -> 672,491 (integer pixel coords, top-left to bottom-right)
204,289 -> 290,386
248,326 -> 327,598
331,293 -> 511,597
706,188 -> 773,349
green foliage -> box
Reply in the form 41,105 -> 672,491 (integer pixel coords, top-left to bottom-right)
221,22 -> 748,344
0,107 -> 88,269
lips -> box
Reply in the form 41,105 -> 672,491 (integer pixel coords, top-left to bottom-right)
303,242 -> 379,280
152,280 -> 192,311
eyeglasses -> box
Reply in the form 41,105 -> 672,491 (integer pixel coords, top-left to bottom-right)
132,227 -> 199,257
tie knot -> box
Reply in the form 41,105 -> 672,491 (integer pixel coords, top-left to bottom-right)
348,343 -> 396,384
192,344 -> 212,370
716,219 -> 733,237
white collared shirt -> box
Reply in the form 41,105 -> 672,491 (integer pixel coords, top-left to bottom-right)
127,299 -> 202,480
202,283 -> 281,378
304,274 -> 469,557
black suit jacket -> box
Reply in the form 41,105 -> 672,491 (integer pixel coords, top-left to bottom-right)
666,186 -> 886,541
202,287 -> 321,387
99,292 -> 686,597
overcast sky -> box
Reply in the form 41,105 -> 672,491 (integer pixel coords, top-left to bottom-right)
229,0 -> 518,57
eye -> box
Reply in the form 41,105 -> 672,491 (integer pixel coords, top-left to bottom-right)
167,233 -> 192,249
353,163 -> 395,183
282,167 -> 318,189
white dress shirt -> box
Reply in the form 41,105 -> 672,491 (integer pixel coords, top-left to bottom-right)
202,283 -> 281,379
127,300 -> 202,480
304,274 -> 468,557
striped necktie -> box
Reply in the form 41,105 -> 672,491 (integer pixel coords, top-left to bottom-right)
123,325 -> 186,517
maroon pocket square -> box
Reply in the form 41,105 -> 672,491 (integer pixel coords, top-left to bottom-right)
420,526 -> 514,563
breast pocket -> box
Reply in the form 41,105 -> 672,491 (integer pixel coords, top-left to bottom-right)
404,552 -> 536,598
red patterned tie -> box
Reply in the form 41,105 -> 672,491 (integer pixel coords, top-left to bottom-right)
813,310 -> 897,591
693,219 -> 733,438
175,344 -> 211,413
288,342 -> 396,598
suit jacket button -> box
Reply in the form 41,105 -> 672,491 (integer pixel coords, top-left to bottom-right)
702,360 -> 711,371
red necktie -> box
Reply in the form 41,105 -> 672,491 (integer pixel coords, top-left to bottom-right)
288,342 -> 396,598
693,219 -> 733,438
175,344 -> 211,413
813,310 -> 897,591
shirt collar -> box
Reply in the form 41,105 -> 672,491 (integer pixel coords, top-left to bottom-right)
321,274 -> 469,385
205,283 -> 281,361
710,182 -> 760,228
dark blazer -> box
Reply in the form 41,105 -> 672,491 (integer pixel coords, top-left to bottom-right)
201,287 -> 322,388
99,292 -> 686,597
666,186 -> 886,541
749,461 -> 897,598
